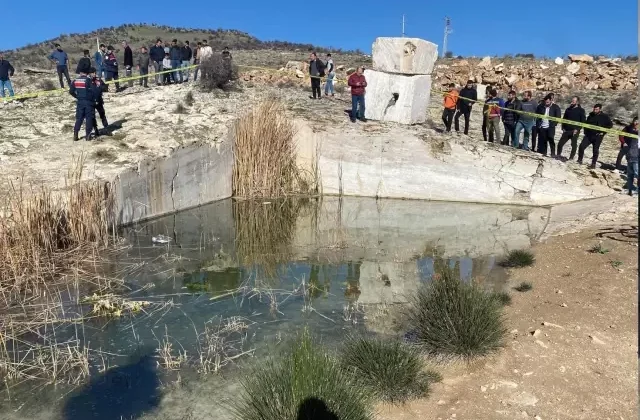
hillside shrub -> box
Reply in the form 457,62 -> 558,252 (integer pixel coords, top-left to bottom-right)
340,336 -> 439,404
232,329 -> 373,420
198,54 -> 238,91
500,250 -> 535,268
407,266 -> 507,358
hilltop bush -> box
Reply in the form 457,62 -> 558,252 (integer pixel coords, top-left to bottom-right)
198,55 -> 238,91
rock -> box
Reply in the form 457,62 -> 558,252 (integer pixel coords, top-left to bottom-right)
554,57 -> 564,65
371,37 -> 439,75
494,63 -> 505,72
559,76 -> 572,87
295,70 -> 304,78
599,78 -> 612,89
506,74 -> 518,85
336,64 -> 345,71
477,56 -> 492,70
285,61 -> 307,72
586,81 -> 598,90
589,335 -> 606,345
475,83 -> 487,101
346,68 -> 356,75
540,64 -> 549,69
531,329 -> 541,337
568,54 -> 594,63
363,69 -> 432,125
566,62 -> 581,74
451,59 -> 469,67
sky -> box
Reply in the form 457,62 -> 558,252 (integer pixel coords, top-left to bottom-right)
1,0 -> 638,57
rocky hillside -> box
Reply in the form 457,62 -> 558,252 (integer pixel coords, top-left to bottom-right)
435,54 -> 638,92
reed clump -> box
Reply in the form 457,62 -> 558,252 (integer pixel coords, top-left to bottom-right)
232,99 -> 316,198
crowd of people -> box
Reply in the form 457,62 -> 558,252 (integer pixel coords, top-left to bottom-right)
442,82 -> 639,194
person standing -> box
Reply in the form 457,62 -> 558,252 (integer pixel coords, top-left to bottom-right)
577,104 -> 613,169
169,39 -> 182,83
623,117 -> 639,194
616,117 -> 639,170
441,83 -> 458,132
69,69 -> 97,141
181,41 -> 192,82
150,39 -> 165,85
535,94 -> 561,156
0,53 -> 15,99
348,66 -> 367,123
324,53 -> 336,97
103,45 -> 120,92
481,85 -> 492,141
94,45 -> 105,80
455,80 -> 477,135
308,52 -> 325,99
137,46 -> 150,88
76,50 -> 91,74
502,90 -> 522,146
556,96 -> 586,160
193,42 -> 202,82
122,41 -> 134,88
49,43 -> 71,88
89,67 -> 108,137
162,51 -> 172,85
513,91 -> 537,150
484,89 -> 504,143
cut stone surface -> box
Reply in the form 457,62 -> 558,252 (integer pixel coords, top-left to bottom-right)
363,69 -> 431,125
372,37 -> 439,75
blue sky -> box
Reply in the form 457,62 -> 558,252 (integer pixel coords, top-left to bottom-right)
1,0 -> 637,57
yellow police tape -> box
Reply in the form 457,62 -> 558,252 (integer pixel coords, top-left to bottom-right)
2,62 -> 637,139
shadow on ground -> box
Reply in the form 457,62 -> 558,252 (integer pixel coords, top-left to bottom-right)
62,352 -> 161,420
296,397 -> 339,420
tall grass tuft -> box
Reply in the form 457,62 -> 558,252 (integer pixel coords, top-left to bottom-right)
232,329 -> 373,420
500,250 -> 535,268
232,100 -> 315,198
407,265 -> 507,359
340,335 -> 438,404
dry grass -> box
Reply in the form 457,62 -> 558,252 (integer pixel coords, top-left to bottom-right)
232,99 -> 316,198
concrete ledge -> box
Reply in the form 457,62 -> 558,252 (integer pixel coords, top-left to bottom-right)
113,140 -> 233,226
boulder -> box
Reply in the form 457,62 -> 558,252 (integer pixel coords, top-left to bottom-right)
477,56 -> 492,69
363,69 -> 432,125
568,54 -> 594,63
285,61 -> 307,72
371,37 -> 439,75
476,83 -> 487,102
566,62 -> 581,74
554,57 -> 564,65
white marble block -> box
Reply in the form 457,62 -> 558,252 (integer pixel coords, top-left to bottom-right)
372,37 -> 439,75
363,69 -> 431,125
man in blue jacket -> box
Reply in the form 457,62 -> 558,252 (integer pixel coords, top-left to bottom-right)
49,43 -> 71,88
94,44 -> 106,79
169,39 -> 182,83
69,70 -> 98,141
0,53 -> 15,99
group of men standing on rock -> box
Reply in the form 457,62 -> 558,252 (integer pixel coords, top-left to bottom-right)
442,82 -> 639,194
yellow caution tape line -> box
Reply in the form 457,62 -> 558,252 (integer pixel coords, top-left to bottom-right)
432,88 -> 638,139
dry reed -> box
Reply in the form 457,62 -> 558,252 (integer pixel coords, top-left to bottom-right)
232,99 -> 315,198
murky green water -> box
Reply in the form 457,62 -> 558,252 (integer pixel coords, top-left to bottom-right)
0,196 -> 547,420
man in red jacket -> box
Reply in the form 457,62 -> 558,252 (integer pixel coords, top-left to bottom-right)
348,67 -> 367,123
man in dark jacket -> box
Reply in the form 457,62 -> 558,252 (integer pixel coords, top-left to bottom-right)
103,45 -> 120,92
49,43 -> 72,88
514,91 -> 537,150
89,67 -> 109,137
137,46 -> 150,88
535,94 -> 562,156
481,85 -> 492,141
122,41 -> 134,88
308,52 -> 325,99
169,39 -> 182,83
623,117 -> 639,194
76,50 -> 92,74
502,90 -> 522,146
181,41 -> 193,82
455,80 -> 477,135
577,104 -> 614,169
348,66 -> 367,122
617,116 -> 639,170
69,70 -> 98,141
556,96 -> 586,160
150,39 -> 165,85
0,53 -> 15,99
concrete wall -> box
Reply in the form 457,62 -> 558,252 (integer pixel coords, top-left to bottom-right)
113,140 -> 233,226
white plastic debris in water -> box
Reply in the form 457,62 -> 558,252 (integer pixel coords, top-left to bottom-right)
262,201 -> 272,205
152,235 -> 171,244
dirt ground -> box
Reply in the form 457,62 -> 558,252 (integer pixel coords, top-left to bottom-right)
381,223 -> 638,420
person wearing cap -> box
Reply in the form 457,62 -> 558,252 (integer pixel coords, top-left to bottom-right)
556,96 -> 586,161
455,80 -> 477,135
577,103 -> 613,169
48,43 -> 71,88
149,39 -> 165,85
75,50 -> 92,75
0,53 -> 15,99
441,83 -> 458,132
69,68 -> 98,141
169,39 -> 182,83
89,67 -> 109,137
535,94 -> 561,156
103,45 -> 120,92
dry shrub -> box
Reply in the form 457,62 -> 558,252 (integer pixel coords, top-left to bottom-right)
198,55 -> 238,91
233,100 -> 315,198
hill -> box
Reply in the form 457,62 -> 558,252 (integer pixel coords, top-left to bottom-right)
3,23 -> 365,69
